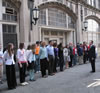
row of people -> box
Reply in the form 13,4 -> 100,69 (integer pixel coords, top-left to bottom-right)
0,40 -> 96,90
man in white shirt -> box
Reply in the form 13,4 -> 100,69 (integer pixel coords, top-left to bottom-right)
0,45 -> 3,84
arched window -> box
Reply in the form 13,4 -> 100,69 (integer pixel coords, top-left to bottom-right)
39,8 -> 75,29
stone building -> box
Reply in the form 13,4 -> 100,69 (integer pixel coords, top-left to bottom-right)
0,0 -> 100,51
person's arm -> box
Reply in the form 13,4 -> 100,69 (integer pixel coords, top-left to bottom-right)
17,50 -> 22,68
3,51 -> 7,63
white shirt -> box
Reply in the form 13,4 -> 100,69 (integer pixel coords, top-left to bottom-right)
17,49 -> 27,62
28,51 -> 36,63
26,50 -> 31,60
63,48 -> 68,57
0,50 -> 3,64
3,51 -> 15,65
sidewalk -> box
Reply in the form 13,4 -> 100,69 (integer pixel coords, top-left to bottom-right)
0,57 -> 100,92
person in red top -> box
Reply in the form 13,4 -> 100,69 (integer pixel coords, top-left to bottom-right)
73,45 -> 77,66
83,42 -> 88,64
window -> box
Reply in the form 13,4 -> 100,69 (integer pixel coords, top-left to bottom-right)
48,8 -> 67,28
68,16 -> 75,29
2,24 -> 16,34
2,0 -> 17,22
38,9 -> 46,25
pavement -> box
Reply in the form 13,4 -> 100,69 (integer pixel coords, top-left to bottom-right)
0,58 -> 100,93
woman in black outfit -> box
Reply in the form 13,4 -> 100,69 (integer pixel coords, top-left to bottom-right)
58,43 -> 64,71
3,43 -> 17,90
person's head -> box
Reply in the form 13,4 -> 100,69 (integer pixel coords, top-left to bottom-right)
49,40 -> 53,46
40,41 -> 43,45
83,42 -> 86,45
31,44 -> 36,53
65,44 -> 68,48
41,42 -> 46,47
53,43 -> 57,47
19,43 -> 24,49
80,44 -> 83,47
58,43 -> 63,48
90,40 -> 93,45
7,43 -> 14,56
27,45 -> 31,50
36,41 -> 40,46
69,43 -> 72,47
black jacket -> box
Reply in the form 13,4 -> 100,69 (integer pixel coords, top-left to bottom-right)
89,45 -> 96,59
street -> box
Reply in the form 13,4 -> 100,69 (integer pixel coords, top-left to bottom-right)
0,59 -> 100,93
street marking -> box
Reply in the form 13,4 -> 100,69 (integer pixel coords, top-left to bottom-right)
87,79 -> 100,88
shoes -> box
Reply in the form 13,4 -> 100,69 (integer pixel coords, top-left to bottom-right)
42,75 -> 48,78
21,82 -> 28,86
90,71 -> 95,73
30,79 -> 36,82
21,83 -> 26,86
24,82 -> 29,85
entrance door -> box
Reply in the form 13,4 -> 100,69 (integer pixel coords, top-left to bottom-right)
50,38 -> 59,44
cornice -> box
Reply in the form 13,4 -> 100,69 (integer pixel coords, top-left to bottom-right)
6,0 -> 21,10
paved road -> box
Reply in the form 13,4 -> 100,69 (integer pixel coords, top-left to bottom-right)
0,59 -> 100,93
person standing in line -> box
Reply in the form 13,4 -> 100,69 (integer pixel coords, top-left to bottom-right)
0,45 -> 3,84
39,42 -> 48,78
69,43 -> 73,67
47,40 -> 55,76
63,45 -> 70,69
88,40 -> 96,73
26,45 -> 31,61
58,43 -> 64,71
77,44 -> 83,65
17,43 -> 28,86
73,45 -> 77,66
3,43 -> 17,89
35,41 -> 40,73
83,42 -> 88,64
28,44 -> 36,81
53,43 -> 58,73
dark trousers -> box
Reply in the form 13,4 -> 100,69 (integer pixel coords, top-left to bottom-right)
59,57 -> 64,71
90,59 -> 95,72
48,55 -> 54,75
53,56 -> 57,72
6,65 -> 17,89
40,58 -> 47,77
69,55 -> 73,67
83,52 -> 87,64
19,63 -> 27,83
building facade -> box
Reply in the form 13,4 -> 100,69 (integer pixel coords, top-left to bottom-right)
0,0 -> 100,51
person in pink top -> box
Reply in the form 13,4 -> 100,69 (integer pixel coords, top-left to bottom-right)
17,43 -> 28,86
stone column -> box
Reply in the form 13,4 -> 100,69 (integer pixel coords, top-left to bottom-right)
75,3 -> 83,44
19,0 -> 30,48
0,0 -> 3,48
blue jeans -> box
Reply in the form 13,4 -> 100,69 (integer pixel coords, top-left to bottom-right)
73,54 -> 77,66
29,69 -> 35,80
35,55 -> 40,72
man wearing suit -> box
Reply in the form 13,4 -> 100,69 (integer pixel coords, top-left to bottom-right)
89,40 -> 96,73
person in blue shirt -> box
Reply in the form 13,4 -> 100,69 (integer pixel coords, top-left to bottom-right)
77,44 -> 83,65
46,40 -> 55,76
39,42 -> 48,78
